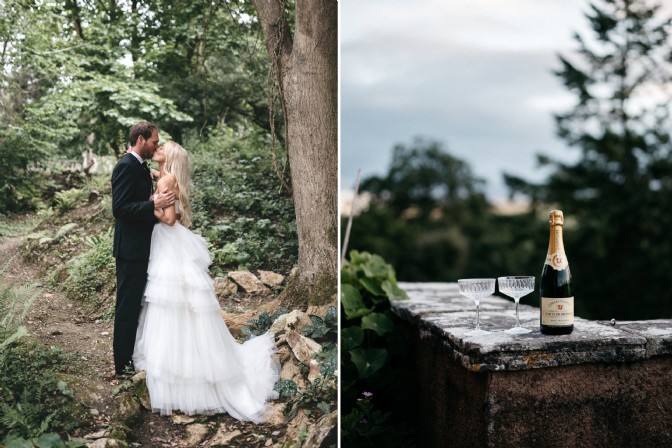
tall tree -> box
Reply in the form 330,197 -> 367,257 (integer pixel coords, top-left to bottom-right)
252,0 -> 337,307
508,0 -> 672,319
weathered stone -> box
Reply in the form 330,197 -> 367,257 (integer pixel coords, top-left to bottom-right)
208,425 -> 242,446
307,359 -> 321,383
228,270 -> 270,294
128,374 -> 151,411
184,423 -> 209,446
285,330 -> 322,364
55,373 -> 106,407
86,438 -> 126,448
221,298 -> 284,338
269,310 -> 304,336
258,270 -> 285,287
214,276 -> 238,297
393,282 -> 647,372
265,402 -> 287,426
303,410 -> 337,448
280,359 -> 306,391
106,423 -> 130,442
112,392 -> 142,428
282,411 -> 309,447
170,414 -> 195,425
393,282 -> 672,448
84,429 -> 107,439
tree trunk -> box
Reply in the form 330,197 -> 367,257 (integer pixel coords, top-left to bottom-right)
252,0 -> 337,308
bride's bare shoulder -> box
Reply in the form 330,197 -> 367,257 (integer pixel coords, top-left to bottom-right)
157,174 -> 176,190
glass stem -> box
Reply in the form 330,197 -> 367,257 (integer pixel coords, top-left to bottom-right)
475,300 -> 481,330
514,298 -> 520,327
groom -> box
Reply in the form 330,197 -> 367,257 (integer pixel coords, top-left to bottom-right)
111,121 -> 174,376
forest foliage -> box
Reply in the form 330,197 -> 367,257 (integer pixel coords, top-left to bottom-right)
347,0 -> 672,321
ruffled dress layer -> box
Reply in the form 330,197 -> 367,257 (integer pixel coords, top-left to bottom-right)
133,219 -> 279,422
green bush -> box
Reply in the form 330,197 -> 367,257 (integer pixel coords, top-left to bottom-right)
186,126 -> 298,275
340,251 -> 414,447
62,228 -> 116,319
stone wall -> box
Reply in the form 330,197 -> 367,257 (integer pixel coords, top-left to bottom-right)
392,283 -> 672,448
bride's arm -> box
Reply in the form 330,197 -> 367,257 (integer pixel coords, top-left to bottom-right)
154,176 -> 178,226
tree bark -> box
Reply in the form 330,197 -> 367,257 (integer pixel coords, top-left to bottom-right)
252,0 -> 337,308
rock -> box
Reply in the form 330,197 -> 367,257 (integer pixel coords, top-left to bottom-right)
89,408 -> 100,416
285,330 -> 322,364
307,359 -> 321,383
258,270 -> 285,288
208,425 -> 242,446
228,270 -> 271,294
106,423 -> 130,442
170,414 -> 195,425
283,411 -> 310,447
130,371 -> 146,383
84,430 -> 107,439
275,345 -> 293,365
185,423 -> 209,446
280,360 -> 306,391
56,373 -> 106,408
303,410 -> 337,448
269,310 -> 304,336
265,402 -> 288,426
221,298 -> 284,337
86,438 -> 125,448
113,392 -> 142,428
214,276 -> 238,298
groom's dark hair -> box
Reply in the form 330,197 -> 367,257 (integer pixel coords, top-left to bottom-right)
129,121 -> 158,146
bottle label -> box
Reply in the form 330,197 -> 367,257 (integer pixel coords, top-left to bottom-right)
541,297 -> 574,326
545,252 -> 568,271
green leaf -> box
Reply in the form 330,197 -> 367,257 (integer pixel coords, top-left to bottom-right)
273,379 -> 297,397
360,253 -> 393,279
341,284 -> 372,319
317,401 -> 331,415
340,326 -> 364,351
382,280 -> 408,301
361,313 -> 395,336
358,277 -> 385,297
35,433 -> 67,448
349,348 -> 387,378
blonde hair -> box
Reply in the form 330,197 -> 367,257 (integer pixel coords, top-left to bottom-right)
163,141 -> 193,228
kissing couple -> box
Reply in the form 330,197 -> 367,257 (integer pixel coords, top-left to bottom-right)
110,121 -> 279,422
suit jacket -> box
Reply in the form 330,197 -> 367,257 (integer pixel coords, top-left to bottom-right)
112,153 -> 156,260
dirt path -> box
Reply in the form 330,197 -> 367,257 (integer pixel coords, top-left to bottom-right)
1,233 -> 288,447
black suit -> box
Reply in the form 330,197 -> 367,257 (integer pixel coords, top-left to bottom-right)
111,153 -> 155,374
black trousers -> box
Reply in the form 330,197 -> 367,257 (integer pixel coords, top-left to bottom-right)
113,258 -> 149,375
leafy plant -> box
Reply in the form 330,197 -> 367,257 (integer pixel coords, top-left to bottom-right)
54,188 -> 87,213
188,126 -> 297,275
301,306 -> 337,339
241,307 -> 289,341
340,250 -> 414,446
62,228 -> 115,318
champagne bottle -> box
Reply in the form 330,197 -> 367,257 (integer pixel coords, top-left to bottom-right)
540,210 -> 574,335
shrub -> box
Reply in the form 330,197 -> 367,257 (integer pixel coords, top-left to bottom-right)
186,126 -> 298,275
340,251 -> 415,447
62,228 -> 116,319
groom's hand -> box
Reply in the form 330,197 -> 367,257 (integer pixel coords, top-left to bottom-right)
153,189 -> 175,209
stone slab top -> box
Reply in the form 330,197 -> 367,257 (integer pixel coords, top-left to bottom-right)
393,282 -> 672,372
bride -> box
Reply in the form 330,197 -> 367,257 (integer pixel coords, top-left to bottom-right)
133,141 -> 279,422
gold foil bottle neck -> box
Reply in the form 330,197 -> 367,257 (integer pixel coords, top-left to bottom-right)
549,210 -> 564,226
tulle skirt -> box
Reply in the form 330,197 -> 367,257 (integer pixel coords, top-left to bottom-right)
133,222 -> 279,422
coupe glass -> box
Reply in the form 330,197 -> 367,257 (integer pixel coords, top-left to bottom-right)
497,276 -> 535,334
458,278 -> 496,336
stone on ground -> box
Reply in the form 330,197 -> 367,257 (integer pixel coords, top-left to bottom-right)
228,270 -> 270,294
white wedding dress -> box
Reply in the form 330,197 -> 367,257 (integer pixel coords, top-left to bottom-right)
133,201 -> 279,421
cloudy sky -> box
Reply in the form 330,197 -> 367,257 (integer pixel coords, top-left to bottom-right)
340,0 -> 672,203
